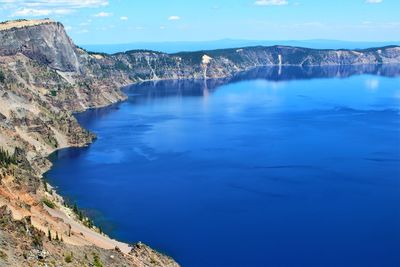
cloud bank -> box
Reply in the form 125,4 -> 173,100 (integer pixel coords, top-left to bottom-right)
0,0 -> 109,17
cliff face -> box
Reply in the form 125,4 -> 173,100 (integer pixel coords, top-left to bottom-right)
103,45 -> 400,81
0,19 -> 399,267
0,19 -> 80,72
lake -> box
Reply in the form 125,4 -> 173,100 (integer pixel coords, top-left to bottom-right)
46,65 -> 400,267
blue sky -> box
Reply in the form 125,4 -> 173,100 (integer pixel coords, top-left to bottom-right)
0,0 -> 399,44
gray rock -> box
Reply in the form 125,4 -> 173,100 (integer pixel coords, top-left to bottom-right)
0,21 -> 80,72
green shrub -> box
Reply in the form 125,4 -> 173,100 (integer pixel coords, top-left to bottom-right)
65,252 -> 73,263
114,61 -> 130,71
42,198 -> 56,209
43,180 -> 48,192
93,254 -> 103,267
0,70 -> 5,83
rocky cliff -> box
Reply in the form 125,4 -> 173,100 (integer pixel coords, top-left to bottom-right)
0,19 -> 399,267
0,19 -> 80,72
105,45 -> 400,81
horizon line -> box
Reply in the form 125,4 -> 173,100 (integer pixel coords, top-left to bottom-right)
79,38 -> 400,46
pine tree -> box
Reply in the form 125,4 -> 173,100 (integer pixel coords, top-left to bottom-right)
0,70 -> 5,83
48,229 -> 52,241
73,203 -> 78,214
78,210 -> 83,221
43,180 -> 48,192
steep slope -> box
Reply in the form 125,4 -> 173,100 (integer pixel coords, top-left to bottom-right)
0,206 -> 178,267
0,19 -> 399,267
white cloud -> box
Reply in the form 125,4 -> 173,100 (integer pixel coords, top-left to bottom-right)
12,8 -> 51,16
255,0 -> 289,6
254,0 -> 289,6
94,11 -> 112,17
168,15 -> 180,21
365,0 -> 383,3
0,0 -> 109,8
120,16 -> 128,20
11,7 -> 72,16
0,0 -> 109,17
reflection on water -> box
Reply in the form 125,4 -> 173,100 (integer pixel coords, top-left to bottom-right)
47,65 -> 400,267
123,64 -> 400,104
75,65 -> 400,125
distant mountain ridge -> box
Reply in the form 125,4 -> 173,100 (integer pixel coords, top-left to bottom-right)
82,39 -> 400,54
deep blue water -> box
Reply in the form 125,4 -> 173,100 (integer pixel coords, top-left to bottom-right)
46,66 -> 400,267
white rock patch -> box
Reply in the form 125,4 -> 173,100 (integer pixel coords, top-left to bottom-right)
202,55 -> 212,64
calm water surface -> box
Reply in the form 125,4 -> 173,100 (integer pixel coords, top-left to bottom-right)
46,66 -> 400,267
